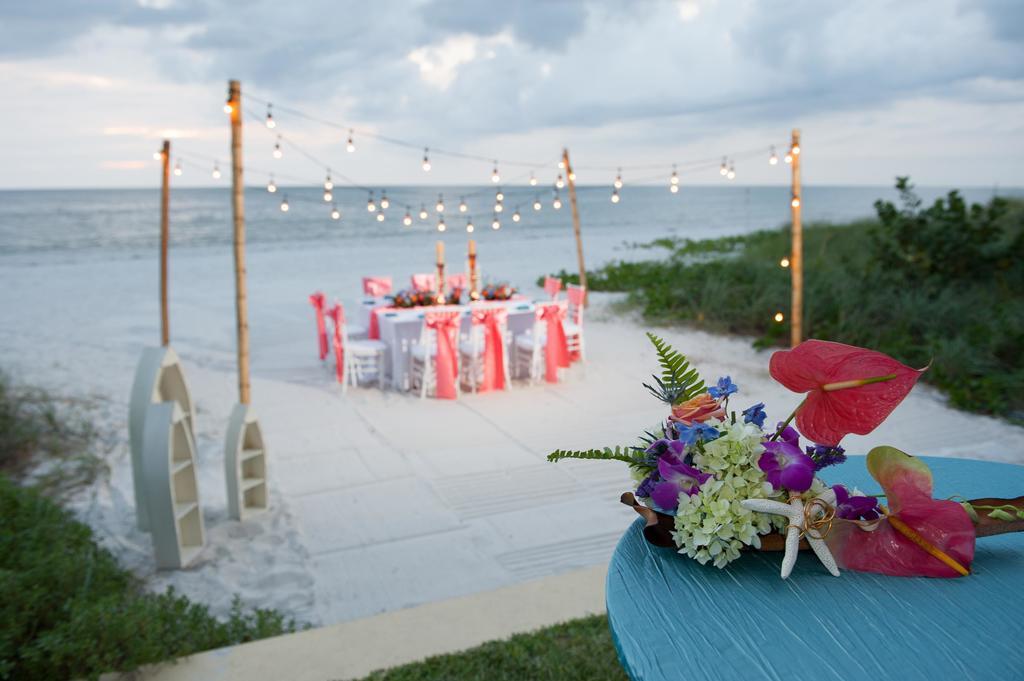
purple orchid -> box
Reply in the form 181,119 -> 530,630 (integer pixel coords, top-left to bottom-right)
650,457 -> 713,511
806,443 -> 847,471
832,484 -> 881,521
759,428 -> 815,493
644,438 -> 687,464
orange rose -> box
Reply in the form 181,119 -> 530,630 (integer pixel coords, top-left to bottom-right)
669,393 -> 725,425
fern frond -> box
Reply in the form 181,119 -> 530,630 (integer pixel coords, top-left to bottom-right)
646,332 -> 706,404
547,447 -> 639,465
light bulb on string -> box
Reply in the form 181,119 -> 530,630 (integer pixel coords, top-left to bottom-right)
614,168 -> 623,189
212,163 -> 221,179
769,146 -> 779,165
670,164 -> 679,186
558,159 -> 566,170
367,192 -> 377,212
346,130 -> 355,153
555,174 -> 565,189
380,191 -> 390,210
611,187 -> 620,203
273,135 -> 283,159
568,171 -> 576,182
331,204 -> 341,221
784,152 -> 793,164
437,216 -> 446,232
529,172 -> 538,186
512,208 -> 521,223
223,100 -> 233,114
491,215 -> 501,230
265,103 -> 275,129
466,217 -> 474,233
173,160 -> 182,176
494,202 -> 503,213
419,205 -> 429,220
491,162 -> 500,183
280,195 -> 289,212
791,196 -> 801,208
495,188 -> 504,202
422,147 -> 431,172
774,312 -> 785,323
533,196 -> 542,211
792,144 -> 801,156
403,207 -> 413,226
153,150 -> 163,161
780,257 -> 790,268
553,194 -> 563,210
376,212 -> 385,223
324,172 -> 333,191
720,158 -> 729,176
727,163 -> 736,181
267,176 -> 277,193
436,194 -> 445,213
323,189 -> 333,202
670,184 -> 679,194
459,197 -> 468,213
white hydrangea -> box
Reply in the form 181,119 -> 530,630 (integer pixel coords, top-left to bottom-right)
671,418 -> 783,568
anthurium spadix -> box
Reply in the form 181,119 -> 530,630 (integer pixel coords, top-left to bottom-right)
769,340 -> 928,446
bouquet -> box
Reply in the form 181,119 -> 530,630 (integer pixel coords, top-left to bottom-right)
389,289 -> 439,308
549,334 -> 1024,579
480,283 -> 516,301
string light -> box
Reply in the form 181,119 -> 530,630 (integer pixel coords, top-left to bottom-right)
512,208 -> 521,222
727,162 -> 736,180
670,183 -> 679,194
152,151 -> 163,161
280,195 -> 289,212
435,193 -> 445,213
614,168 -> 623,189
491,161 -> 500,183
273,135 -> 283,159
459,197 -> 468,213
491,215 -> 501,230
331,204 -> 341,220
533,196 -> 542,211
791,195 -> 801,208
267,176 -> 277,193
419,205 -> 429,220
568,171 -> 576,182
529,172 -> 538,186
555,174 -> 565,189
769,146 -> 779,165
223,100 -> 233,114
780,257 -> 790,268
495,188 -> 504,202
403,207 -> 413,226
437,216 -> 446,232
670,165 -> 679,193
211,163 -> 221,179
323,189 -> 333,202
720,158 -> 728,176
558,160 -> 566,170
792,144 -> 801,156
784,152 -> 793,164
376,212 -> 385,223
173,160 -> 182,176
346,130 -> 355,153
324,173 -> 333,191
553,193 -> 563,210
422,147 -> 431,172
265,103 -> 275,129
380,191 -> 390,210
774,312 -> 785,323
466,217 -> 474,233
611,187 -> 620,203
367,192 -> 377,212
494,202 -> 504,213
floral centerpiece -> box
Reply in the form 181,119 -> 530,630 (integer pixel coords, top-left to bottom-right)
480,282 -> 516,301
549,334 -> 1024,579
391,287 -> 463,308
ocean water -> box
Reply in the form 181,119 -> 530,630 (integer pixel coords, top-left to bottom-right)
0,185 -> 1017,262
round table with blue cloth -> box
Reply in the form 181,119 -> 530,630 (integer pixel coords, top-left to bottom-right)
606,455 -> 1024,681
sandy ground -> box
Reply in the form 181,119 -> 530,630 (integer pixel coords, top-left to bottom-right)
2,244 -> 1022,629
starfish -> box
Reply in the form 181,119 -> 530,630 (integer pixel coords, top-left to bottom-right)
741,489 -> 840,579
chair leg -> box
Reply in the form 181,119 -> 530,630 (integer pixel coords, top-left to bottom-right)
377,351 -> 384,390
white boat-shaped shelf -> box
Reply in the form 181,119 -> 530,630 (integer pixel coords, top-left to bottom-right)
143,401 -> 205,569
129,346 -> 197,531
225,403 -> 268,520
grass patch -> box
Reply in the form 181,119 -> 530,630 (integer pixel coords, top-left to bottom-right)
542,182 -> 1024,422
358,614 -> 626,681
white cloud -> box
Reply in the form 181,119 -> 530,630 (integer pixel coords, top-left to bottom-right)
406,31 -> 513,91
677,1 -> 701,22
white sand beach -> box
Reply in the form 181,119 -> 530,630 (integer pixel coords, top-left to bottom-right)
2,239 -> 1023,631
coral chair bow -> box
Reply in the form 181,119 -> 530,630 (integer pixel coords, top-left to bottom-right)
566,284 -> 585,323
324,304 -> 345,383
362,276 -> 393,298
411,273 -> 437,292
447,273 -> 468,291
471,307 -> 508,391
539,303 -> 570,383
544,276 -> 562,300
425,311 -> 461,399
309,292 -> 328,361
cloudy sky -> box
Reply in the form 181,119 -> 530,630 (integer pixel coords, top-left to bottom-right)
1,0 -> 1022,189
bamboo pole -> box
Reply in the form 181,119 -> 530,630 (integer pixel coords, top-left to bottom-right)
228,80 -> 251,404
159,139 -> 170,347
789,129 -> 802,347
562,148 -> 587,305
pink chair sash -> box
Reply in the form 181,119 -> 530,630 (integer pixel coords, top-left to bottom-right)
424,311 -> 461,399
325,304 -> 344,383
309,292 -> 328,361
544,276 -> 562,300
539,303 -> 570,383
447,273 -> 468,291
363,276 -> 392,297
471,307 -> 508,392
411,273 -> 437,292
567,284 -> 586,324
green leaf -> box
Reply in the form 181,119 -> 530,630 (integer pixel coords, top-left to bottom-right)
987,508 -> 1016,522
645,333 -> 706,405
960,501 -> 979,523
547,447 -> 640,466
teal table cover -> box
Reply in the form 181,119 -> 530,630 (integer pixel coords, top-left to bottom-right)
606,456 -> 1024,681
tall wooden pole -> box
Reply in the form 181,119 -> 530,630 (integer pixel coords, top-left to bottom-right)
789,129 -> 803,348
159,139 -> 170,347
562,148 -> 587,305
228,80 -> 250,404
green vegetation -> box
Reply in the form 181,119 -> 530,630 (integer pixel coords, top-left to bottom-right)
543,181 -> 1024,421
0,373 -> 299,680
358,614 -> 627,681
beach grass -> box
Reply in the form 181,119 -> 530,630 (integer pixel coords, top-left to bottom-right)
357,614 -> 627,681
542,184 -> 1024,422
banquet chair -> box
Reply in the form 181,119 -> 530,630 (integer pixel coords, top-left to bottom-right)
331,303 -> 387,392
564,284 -> 586,362
543,275 -> 563,301
411,273 -> 437,292
362,276 -> 393,298
409,309 -> 462,399
513,302 -> 569,384
460,305 -> 512,393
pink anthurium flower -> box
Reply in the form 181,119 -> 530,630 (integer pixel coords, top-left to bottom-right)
769,340 -> 927,446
